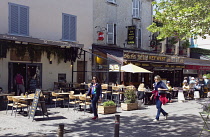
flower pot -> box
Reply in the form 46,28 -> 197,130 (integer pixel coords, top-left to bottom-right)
121,102 -> 138,111
98,105 -> 116,114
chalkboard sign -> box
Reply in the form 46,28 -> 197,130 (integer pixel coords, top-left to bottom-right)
29,89 -> 48,120
127,26 -> 136,45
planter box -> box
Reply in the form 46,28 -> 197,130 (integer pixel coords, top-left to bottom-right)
121,103 -> 138,111
98,105 -> 116,114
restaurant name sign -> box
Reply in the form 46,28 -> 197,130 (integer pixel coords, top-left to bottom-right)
127,26 -> 136,45
124,52 -> 184,63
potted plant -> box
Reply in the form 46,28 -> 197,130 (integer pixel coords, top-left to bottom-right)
121,88 -> 138,111
98,100 -> 116,114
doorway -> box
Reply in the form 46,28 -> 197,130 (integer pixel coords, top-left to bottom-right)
8,62 -> 42,93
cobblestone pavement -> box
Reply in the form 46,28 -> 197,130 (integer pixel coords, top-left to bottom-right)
0,99 -> 209,137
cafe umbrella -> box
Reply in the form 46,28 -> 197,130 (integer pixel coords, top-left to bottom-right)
121,63 -> 152,73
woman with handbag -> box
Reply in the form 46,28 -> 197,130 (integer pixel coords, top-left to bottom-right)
150,75 -> 169,122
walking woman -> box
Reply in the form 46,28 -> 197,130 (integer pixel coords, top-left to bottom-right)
87,76 -> 102,120
150,75 -> 169,122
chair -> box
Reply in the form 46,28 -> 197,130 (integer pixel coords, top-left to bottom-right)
199,106 -> 210,137
11,97 -> 28,117
51,92 -> 64,108
79,95 -> 91,114
68,92 -> 81,111
6,96 -> 14,114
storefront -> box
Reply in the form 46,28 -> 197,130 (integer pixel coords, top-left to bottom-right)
0,34 -> 83,92
123,51 -> 185,87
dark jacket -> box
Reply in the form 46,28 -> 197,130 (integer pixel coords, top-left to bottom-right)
87,83 -> 102,98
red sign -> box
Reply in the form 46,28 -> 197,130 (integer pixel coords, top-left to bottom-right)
185,65 -> 210,70
97,32 -> 104,41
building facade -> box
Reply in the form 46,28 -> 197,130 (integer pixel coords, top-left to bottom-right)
0,0 -> 93,92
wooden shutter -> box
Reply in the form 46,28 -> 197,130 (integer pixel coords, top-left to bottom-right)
62,14 -> 76,41
69,15 -> 76,41
63,14 -> 70,40
9,4 -> 19,34
9,3 -> 29,36
107,23 -> 114,44
19,6 -> 29,35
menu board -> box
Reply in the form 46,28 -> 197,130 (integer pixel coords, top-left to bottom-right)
29,89 -> 48,120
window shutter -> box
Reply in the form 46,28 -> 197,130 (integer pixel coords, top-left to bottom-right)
132,0 -> 140,18
107,24 -> 114,44
9,4 -> 19,34
63,14 -> 70,40
62,14 -> 77,41
69,16 -> 76,41
9,3 -> 29,36
19,6 -> 29,35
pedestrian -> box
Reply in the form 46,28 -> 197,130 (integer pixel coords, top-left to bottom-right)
166,81 -> 173,103
14,73 -> 25,96
150,75 -> 168,122
86,76 -> 102,120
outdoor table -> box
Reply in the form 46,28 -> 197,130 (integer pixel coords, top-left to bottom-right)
0,93 -> 15,110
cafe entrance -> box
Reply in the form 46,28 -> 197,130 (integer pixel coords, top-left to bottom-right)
8,62 -> 42,93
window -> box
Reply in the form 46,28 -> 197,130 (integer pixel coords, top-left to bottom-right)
9,3 -> 29,36
107,0 -> 116,4
107,23 -> 116,45
132,0 -> 140,19
62,13 -> 77,42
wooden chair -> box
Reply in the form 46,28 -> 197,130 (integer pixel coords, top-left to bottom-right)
68,92 -> 82,111
51,92 -> 64,108
79,95 -> 91,114
6,96 -> 14,114
11,97 -> 28,117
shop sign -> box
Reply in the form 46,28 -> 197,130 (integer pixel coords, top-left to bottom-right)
124,52 -> 184,63
124,52 -> 167,62
109,64 -> 120,72
185,65 -> 210,70
127,26 -> 136,45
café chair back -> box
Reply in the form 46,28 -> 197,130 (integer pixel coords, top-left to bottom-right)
79,95 -> 91,114
6,96 -> 14,114
51,92 -> 64,108
11,97 -> 28,117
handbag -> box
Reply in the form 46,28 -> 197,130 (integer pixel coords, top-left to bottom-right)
158,90 -> 167,94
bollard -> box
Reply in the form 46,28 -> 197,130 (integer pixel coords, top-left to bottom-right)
57,123 -> 64,137
114,115 -> 120,137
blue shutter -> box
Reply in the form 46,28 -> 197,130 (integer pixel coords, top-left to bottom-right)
69,15 -> 76,41
9,3 -> 29,36
62,14 -> 77,41
19,6 -> 29,35
63,14 -> 70,40
9,4 -> 19,34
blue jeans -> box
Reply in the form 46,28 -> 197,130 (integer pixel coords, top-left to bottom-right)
155,98 -> 167,120
91,95 -> 99,117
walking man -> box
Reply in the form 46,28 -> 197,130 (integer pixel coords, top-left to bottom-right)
14,73 -> 25,96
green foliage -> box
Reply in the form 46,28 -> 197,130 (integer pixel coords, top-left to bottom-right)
181,40 -> 190,48
203,74 -> 210,79
148,0 -> 210,40
124,88 -> 137,103
103,100 -> 116,106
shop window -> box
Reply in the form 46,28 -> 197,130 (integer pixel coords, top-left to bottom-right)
58,73 -> 66,83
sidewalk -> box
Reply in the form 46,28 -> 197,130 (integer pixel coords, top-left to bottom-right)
0,99 -> 209,137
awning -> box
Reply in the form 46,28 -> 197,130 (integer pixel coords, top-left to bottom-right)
184,57 -> 210,66
0,34 -> 84,48
95,47 -> 124,65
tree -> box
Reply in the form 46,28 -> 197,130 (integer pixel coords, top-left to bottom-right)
147,0 -> 210,40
